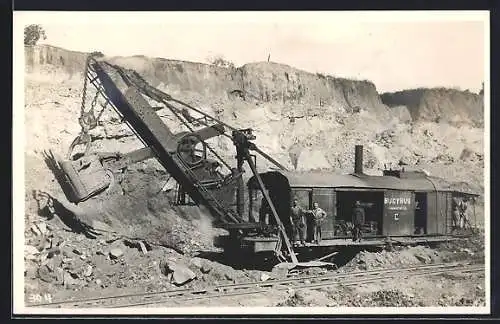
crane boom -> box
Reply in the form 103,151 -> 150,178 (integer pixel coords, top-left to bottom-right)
57,55 -> 297,264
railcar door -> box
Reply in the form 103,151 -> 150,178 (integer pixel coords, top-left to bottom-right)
414,192 -> 427,234
435,191 -> 449,235
312,188 -> 336,240
383,190 -> 414,236
426,192 -> 439,234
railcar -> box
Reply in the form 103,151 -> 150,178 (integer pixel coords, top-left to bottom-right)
228,145 -> 479,255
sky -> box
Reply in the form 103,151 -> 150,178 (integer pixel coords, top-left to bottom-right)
15,11 -> 488,93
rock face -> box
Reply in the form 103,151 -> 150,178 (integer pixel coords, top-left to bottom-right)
43,50 -> 389,119
25,45 -> 88,74
25,45 -> 484,129
381,88 -> 484,127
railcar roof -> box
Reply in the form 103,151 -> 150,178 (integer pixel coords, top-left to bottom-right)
250,170 -> 479,195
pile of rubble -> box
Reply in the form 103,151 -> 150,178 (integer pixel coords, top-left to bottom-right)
436,231 -> 485,263
339,237 -> 484,273
340,245 -> 443,271
25,218 -> 161,293
357,289 -> 425,307
276,271 -> 485,307
438,289 -> 486,307
23,206 -> 270,303
324,288 -> 425,307
277,286 -> 424,307
276,288 -> 331,307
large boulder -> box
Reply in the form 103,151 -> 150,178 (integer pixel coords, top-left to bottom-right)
161,259 -> 197,286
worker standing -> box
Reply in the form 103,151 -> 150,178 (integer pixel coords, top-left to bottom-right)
311,202 -> 327,244
452,197 -> 461,230
463,197 -> 474,229
352,201 -> 365,242
290,199 -> 306,247
259,198 -> 270,225
459,199 -> 468,229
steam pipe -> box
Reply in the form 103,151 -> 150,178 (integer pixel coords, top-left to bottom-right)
354,145 -> 363,174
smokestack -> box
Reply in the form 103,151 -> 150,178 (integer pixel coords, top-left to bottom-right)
354,145 -> 363,174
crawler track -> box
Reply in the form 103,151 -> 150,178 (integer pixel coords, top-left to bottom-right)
28,261 -> 483,308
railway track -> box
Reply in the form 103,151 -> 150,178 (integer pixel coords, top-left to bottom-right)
28,261 -> 483,308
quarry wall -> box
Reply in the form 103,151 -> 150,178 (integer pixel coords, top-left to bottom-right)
381,88 -> 484,127
25,45 -> 483,128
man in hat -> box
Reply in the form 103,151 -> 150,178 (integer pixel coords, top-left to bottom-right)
311,202 -> 327,244
289,199 -> 306,246
352,201 -> 365,242
459,198 -> 470,229
452,196 -> 461,231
